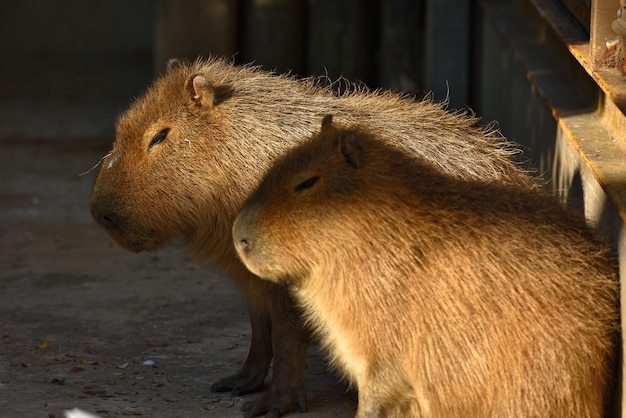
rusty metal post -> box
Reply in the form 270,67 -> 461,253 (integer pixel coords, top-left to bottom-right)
591,0 -> 626,72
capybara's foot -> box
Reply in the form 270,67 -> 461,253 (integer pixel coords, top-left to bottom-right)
210,371 -> 267,396
241,385 -> 307,418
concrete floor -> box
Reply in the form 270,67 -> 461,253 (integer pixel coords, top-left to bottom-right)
0,57 -> 355,417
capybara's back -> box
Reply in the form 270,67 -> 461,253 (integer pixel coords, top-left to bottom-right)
89,57 -> 541,416
233,116 -> 620,418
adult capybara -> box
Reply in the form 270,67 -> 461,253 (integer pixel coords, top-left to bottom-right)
90,57 -> 539,417
233,115 -> 619,418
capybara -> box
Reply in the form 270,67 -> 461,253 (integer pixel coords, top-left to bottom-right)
90,57 -> 539,417
233,115 -> 619,418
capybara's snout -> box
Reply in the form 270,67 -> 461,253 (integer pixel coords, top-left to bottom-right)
89,186 -> 156,253
232,210 -> 254,259
233,207 -> 275,279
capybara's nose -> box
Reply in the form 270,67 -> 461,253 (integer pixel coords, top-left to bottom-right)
91,199 -> 120,230
233,215 -> 253,255
99,212 -> 119,230
90,190 -> 123,231
236,237 -> 252,254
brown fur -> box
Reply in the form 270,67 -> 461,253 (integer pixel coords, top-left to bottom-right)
90,57 -> 539,417
233,116 -> 619,418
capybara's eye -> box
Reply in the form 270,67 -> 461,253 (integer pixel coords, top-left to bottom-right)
149,128 -> 170,149
294,176 -> 320,192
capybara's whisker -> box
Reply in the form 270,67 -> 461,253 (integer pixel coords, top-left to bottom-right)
79,151 -> 112,177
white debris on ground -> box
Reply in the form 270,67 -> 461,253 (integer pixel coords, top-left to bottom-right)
64,408 -> 101,418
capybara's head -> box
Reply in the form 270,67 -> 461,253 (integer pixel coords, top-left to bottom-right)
233,115 -> 386,282
90,60 -> 239,253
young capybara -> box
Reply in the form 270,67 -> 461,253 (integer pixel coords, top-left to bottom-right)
90,57 -> 539,417
233,115 -> 620,418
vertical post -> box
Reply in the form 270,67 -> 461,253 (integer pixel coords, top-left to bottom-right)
307,0 -> 378,86
590,0 -> 622,68
423,0 -> 471,108
379,0 -> 424,93
240,0 -> 306,74
154,0 -> 239,74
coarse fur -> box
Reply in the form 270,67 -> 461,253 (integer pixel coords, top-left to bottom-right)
233,116 -> 620,418
90,57 -> 539,417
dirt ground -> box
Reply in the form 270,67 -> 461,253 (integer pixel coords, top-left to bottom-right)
0,58 -> 355,418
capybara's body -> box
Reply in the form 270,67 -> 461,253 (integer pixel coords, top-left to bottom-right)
233,116 -> 619,418
90,57 -> 539,417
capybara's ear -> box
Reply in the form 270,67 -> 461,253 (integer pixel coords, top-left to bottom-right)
166,58 -> 182,73
320,114 -> 338,141
321,114 -> 334,129
338,131 -> 362,169
185,74 -> 233,108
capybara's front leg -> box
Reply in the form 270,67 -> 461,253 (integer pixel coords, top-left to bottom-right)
242,286 -> 310,418
353,383 -> 384,418
211,305 -> 273,395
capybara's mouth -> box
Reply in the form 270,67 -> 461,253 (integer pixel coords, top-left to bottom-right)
106,231 -> 164,254
95,219 -> 165,254
90,198 -> 165,253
